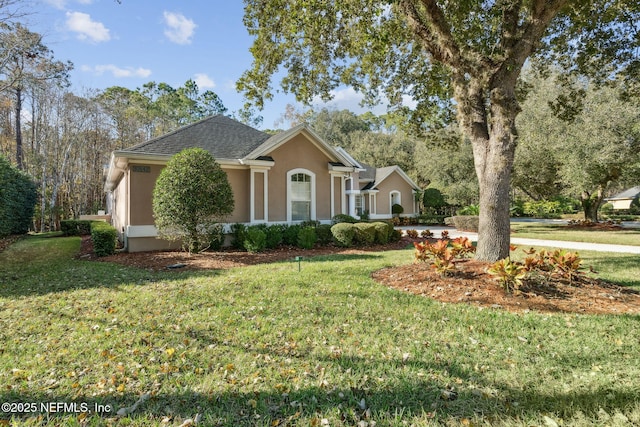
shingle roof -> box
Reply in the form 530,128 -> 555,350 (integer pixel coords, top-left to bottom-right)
123,115 -> 272,159
608,186 -> 640,200
358,162 -> 377,181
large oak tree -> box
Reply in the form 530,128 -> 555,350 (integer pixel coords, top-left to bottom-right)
238,0 -> 640,261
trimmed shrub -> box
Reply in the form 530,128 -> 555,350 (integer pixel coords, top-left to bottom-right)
152,147 -> 233,253
392,203 -> 404,216
244,226 -> 267,253
207,223 -> 225,251
331,223 -> 356,247
91,221 -> 117,257
316,224 -> 333,245
60,220 -> 92,236
332,214 -> 358,224
230,223 -> 247,249
353,222 -> 376,245
297,226 -> 317,249
372,222 -> 391,244
451,215 -> 479,232
282,224 -> 301,246
390,229 -> 403,242
265,224 -> 284,249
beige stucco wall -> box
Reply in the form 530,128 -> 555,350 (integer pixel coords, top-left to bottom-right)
129,164 -> 163,225
124,163 -> 251,226
610,199 -> 633,210
225,168 -> 250,223
375,171 -> 416,216
267,134 -> 335,222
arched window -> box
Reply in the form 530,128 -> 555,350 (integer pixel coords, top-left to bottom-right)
288,169 -> 315,222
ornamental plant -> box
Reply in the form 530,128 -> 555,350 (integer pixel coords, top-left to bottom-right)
549,249 -> 585,285
413,238 -> 474,277
488,247 -> 588,293
153,148 -> 233,253
487,258 -> 527,294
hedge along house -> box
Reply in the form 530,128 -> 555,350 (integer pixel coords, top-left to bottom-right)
104,115 -> 420,252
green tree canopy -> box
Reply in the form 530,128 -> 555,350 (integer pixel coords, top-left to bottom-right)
239,0 -> 640,261
515,71 -> 640,221
152,148 -> 234,253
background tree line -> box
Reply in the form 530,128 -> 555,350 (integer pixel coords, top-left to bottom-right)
1,7 -> 639,233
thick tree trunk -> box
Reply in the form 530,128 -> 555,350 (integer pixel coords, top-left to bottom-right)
581,189 -> 604,222
474,141 -> 515,261
454,77 -> 519,262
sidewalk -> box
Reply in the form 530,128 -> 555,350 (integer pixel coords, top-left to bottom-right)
398,226 -> 640,254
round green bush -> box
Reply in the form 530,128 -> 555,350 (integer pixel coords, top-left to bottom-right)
244,226 -> 267,253
372,222 -> 391,244
353,222 -> 376,245
316,224 -> 333,245
230,223 -> 248,249
265,224 -> 284,249
297,226 -> 317,249
331,223 -> 355,247
390,228 -> 403,242
282,224 -> 301,246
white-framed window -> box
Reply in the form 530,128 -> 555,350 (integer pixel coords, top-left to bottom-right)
287,169 -> 316,222
390,191 -> 401,214
355,194 -> 365,216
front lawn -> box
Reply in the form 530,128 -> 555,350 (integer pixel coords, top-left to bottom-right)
510,222 -> 640,246
1,235 -> 639,426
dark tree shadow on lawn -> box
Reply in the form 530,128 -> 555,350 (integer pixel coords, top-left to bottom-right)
2,367 -> 638,426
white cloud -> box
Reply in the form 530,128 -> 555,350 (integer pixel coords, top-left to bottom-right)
43,0 -> 67,9
44,0 -> 94,9
312,87 -> 386,115
194,73 -> 215,89
163,11 -> 196,45
312,87 -> 417,115
82,64 -> 152,78
65,11 -> 110,43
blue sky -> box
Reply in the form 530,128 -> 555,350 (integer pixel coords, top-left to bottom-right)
24,0 -> 385,129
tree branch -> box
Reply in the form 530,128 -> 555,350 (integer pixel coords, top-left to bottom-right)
490,0 -> 569,91
396,0 -> 462,69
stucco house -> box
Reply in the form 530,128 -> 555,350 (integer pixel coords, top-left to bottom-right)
105,115 -> 420,252
606,186 -> 640,210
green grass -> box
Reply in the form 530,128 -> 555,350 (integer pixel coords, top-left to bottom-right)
1,235 -> 639,426
510,222 -> 640,246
